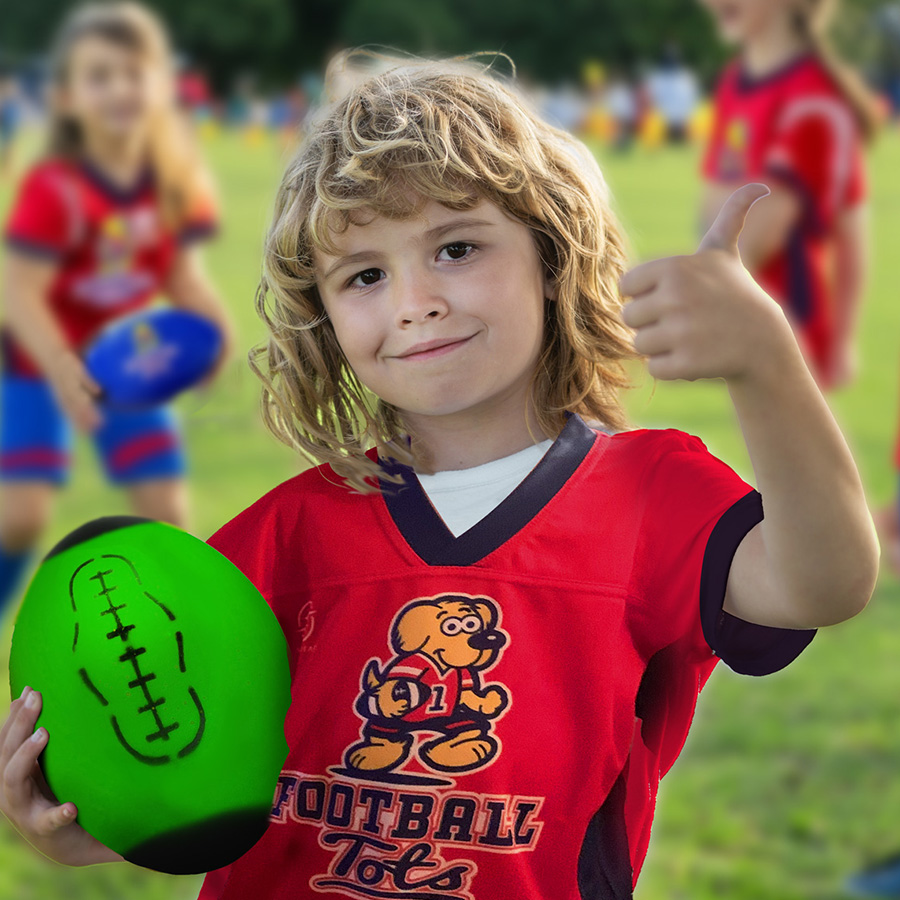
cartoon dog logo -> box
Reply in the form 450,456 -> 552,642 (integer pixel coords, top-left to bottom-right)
345,594 -> 510,775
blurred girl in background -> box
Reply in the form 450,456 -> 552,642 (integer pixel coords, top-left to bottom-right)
700,0 -> 878,390
0,1 -> 232,620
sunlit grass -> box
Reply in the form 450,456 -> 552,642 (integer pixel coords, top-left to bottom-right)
1,125 -> 899,899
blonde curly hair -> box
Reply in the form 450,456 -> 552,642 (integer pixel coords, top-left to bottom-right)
252,50 -> 637,493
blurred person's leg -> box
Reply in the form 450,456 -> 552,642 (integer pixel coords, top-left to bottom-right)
126,477 -> 190,529
0,482 -> 55,617
0,373 -> 71,618
94,401 -> 189,529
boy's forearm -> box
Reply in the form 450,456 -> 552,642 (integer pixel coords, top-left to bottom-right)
726,335 -> 877,625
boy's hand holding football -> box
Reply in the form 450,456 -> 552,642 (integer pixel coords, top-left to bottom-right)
0,687 -> 122,866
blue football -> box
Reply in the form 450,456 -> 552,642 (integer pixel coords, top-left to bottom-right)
85,309 -> 222,410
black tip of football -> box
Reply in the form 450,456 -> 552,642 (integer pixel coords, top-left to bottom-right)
122,807 -> 271,874
45,516 -> 156,561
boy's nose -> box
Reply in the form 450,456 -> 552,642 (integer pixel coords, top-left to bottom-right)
467,630 -> 506,651
394,272 -> 450,325
400,307 -> 443,325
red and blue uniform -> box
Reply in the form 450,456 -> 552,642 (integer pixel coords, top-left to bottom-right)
1,156 -> 216,484
197,414 -> 814,900
702,54 -> 866,381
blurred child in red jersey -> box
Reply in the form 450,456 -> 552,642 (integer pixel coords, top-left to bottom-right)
0,2 -> 233,618
700,0 -> 878,390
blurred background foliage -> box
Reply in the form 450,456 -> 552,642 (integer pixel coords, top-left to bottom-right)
0,0 -> 891,91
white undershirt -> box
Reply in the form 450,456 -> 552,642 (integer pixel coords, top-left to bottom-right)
416,439 -> 554,537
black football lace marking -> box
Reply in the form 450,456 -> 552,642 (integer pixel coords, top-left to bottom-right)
177,688 -> 206,760
69,554 -> 206,765
117,644 -> 178,744
79,668 -> 109,706
144,590 -> 175,622
111,716 -> 171,765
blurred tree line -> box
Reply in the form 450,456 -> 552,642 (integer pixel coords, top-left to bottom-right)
0,0 -> 890,91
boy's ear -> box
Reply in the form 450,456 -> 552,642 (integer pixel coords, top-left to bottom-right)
544,272 -> 558,302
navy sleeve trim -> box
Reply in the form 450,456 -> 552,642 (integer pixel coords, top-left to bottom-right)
4,234 -> 64,260
699,489 -> 816,676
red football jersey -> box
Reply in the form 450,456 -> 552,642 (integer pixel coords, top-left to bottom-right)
197,415 -> 813,900
2,157 -> 216,376
702,55 -> 866,378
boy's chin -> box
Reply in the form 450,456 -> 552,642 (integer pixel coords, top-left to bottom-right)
391,397 -> 491,422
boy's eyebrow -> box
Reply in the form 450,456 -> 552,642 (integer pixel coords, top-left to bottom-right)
424,217 -> 494,242
321,217 -> 495,282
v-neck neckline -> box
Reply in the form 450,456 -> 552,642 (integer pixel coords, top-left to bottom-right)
78,158 -> 154,205
735,52 -> 812,93
378,413 -> 598,566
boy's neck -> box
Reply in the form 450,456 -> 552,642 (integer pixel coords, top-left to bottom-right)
404,400 -> 555,474
741,20 -> 809,78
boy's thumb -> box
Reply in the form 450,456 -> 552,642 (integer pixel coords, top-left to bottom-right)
697,182 -> 770,255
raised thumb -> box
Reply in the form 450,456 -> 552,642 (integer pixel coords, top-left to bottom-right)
697,182 -> 770,254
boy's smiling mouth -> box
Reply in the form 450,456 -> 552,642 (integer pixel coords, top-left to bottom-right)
393,334 -> 478,361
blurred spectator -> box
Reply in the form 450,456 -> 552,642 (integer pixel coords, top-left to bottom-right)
872,3 -> 900,121
0,68 -> 22,178
177,58 -> 213,118
538,82 -> 587,133
225,72 -> 254,128
644,43 -> 700,143
604,70 -> 639,151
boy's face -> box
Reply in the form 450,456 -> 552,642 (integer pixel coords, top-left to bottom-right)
315,197 -> 553,425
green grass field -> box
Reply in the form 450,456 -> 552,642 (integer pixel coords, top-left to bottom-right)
1,126 -> 899,899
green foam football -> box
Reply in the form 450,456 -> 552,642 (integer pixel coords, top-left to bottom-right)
8,516 -> 291,875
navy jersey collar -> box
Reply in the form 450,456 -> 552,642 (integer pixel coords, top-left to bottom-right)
379,412 -> 597,566
79,158 -> 154,205
735,51 -> 813,93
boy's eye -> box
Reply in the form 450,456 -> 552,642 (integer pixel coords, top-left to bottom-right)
349,268 -> 384,289
439,242 -> 475,261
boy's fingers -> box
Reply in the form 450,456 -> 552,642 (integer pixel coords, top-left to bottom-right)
31,801 -> 76,837
632,323 -> 671,358
645,351 -> 683,381
621,294 -> 662,329
619,259 -> 668,298
0,690 -> 37,769
0,694 -> 27,758
697,182 -> 770,254
80,370 -> 103,396
2,727 -> 47,808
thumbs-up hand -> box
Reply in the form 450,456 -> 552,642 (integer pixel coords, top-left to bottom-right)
619,183 -> 796,384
